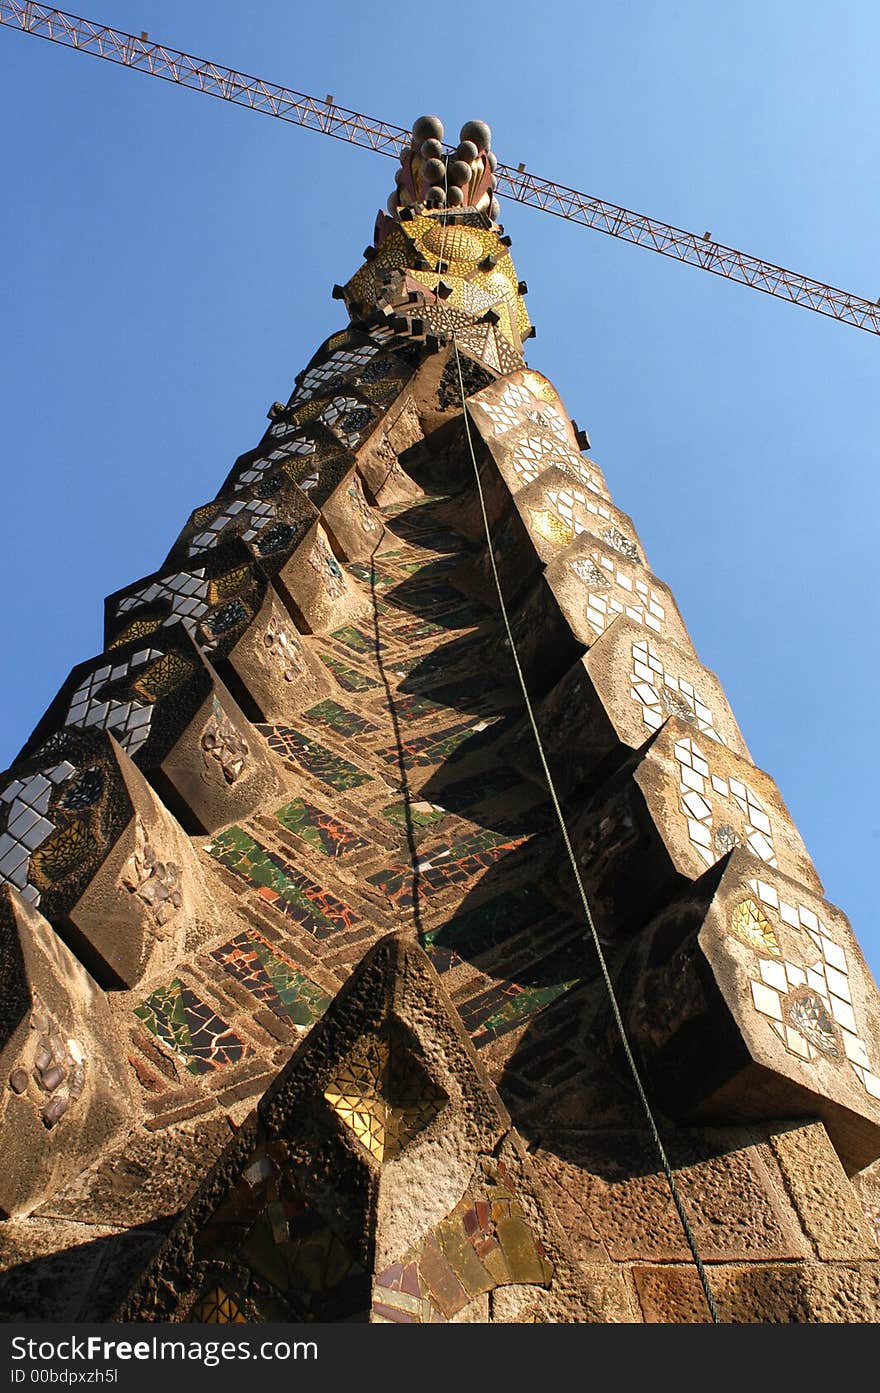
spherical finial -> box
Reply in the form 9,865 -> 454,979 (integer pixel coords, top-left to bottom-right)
447,159 -> 473,188
459,120 -> 491,151
420,138 -> 445,161
446,186 -> 465,206
425,185 -> 447,207
422,157 -> 447,186
412,114 -> 444,143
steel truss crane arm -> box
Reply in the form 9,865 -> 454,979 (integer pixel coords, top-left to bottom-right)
3,1 -> 878,337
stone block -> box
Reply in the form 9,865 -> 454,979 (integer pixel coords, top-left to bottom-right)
104,541 -> 334,723
552,716 -> 821,940
632,1260 -> 880,1323
499,534 -> 691,696
20,624 -> 279,837
118,935 -> 620,1323
0,727 -> 208,987
0,888 -> 133,1216
616,849 -> 880,1170
472,463 -> 646,607
508,616 -> 749,793
286,327 -> 417,422
768,1121 -> 879,1259
168,451 -> 320,567
529,1125 -> 810,1264
467,366 -> 583,458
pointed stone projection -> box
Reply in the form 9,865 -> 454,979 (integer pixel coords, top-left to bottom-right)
496,533 -> 691,697
0,727 -> 208,988
0,887 -> 132,1216
610,849 -> 880,1172
166,450 -> 368,636
103,540 -> 334,724
19,624 -> 279,837
551,715 -> 821,942
505,616 -> 750,794
117,934 -> 631,1323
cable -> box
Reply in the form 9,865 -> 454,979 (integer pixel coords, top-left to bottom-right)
450,336 -> 721,1324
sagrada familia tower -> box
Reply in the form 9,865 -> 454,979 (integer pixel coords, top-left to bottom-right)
1,116 -> 879,1323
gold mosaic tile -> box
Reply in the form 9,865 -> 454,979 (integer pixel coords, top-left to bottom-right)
190,1286 -> 247,1323
729,896 -> 781,956
527,507 -> 574,548
132,651 -> 195,701
324,1028 -> 446,1162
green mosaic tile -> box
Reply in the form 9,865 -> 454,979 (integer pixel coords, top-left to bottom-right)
206,826 -> 359,937
381,799 -> 447,829
317,652 -> 378,691
260,725 -> 372,790
461,937 -> 589,1046
275,796 -> 367,857
331,625 -> 375,654
304,699 -> 378,738
134,979 -> 246,1075
211,931 -> 330,1026
420,887 -> 558,972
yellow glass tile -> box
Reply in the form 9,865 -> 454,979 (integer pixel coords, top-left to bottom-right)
728,897 -> 781,956
109,617 -> 162,648
190,1285 -> 247,1323
208,565 -> 250,605
324,1028 -> 446,1163
527,507 -> 574,548
131,651 -> 194,701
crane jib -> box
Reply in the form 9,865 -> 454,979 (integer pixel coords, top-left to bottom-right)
2,0 -> 878,336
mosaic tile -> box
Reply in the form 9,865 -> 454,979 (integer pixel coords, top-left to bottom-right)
195,1137 -> 366,1320
189,1287 -> 248,1323
330,625 -> 376,655
372,1160 -> 553,1322
459,938 -> 588,1047
211,930 -> 330,1026
324,1028 -> 446,1162
377,719 -> 498,769
429,767 -> 528,815
275,796 -> 367,857
420,887 -> 559,972
400,555 -> 460,575
260,726 -> 372,791
381,799 -> 448,829
303,699 -> 378,738
206,826 -> 359,938
345,562 -> 397,591
391,616 -> 457,642
389,692 -> 448,721
367,826 -> 530,908
316,652 -> 378,691
134,979 -> 246,1075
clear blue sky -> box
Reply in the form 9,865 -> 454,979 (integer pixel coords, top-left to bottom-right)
1,2 -> 878,976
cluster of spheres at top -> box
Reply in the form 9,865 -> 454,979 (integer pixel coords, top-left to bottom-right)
388,115 -> 500,220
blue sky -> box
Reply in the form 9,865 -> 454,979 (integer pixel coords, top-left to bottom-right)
1,2 -> 878,976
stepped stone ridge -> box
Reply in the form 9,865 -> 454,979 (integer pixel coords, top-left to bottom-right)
0,113 -> 879,1321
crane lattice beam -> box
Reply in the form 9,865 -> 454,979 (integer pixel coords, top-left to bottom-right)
3,1 -> 879,336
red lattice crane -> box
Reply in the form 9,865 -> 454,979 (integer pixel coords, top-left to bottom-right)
2,1 -> 878,337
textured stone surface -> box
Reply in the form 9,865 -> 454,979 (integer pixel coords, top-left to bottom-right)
768,1121 -> 879,1260
632,1261 -> 880,1323
530,1127 -> 809,1264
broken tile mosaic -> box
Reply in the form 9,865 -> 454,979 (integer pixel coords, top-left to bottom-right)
205,826 -> 359,938
211,930 -> 330,1026
134,979 -> 246,1075
275,796 -> 367,857
259,726 -> 372,791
